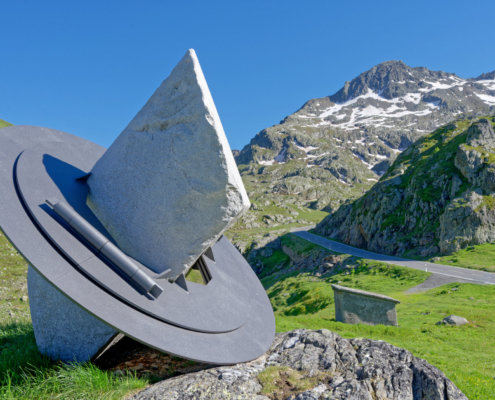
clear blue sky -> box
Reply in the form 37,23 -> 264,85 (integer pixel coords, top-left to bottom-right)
1,0 -> 494,151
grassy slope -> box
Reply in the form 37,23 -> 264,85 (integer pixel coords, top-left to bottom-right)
0,120 -> 12,129
225,159 -> 373,251
318,117 -> 495,263
433,243 -> 495,271
263,236 -> 495,400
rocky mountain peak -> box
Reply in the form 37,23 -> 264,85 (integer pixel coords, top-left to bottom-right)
330,60 -> 411,103
234,61 -> 494,215
329,60 -> 463,103
476,70 -> 495,81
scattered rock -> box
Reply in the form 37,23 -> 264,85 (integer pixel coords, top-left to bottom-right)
436,315 -> 469,326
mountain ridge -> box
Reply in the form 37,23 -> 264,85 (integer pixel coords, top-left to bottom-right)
228,62 -> 494,256
315,115 -> 495,258
238,61 -> 495,170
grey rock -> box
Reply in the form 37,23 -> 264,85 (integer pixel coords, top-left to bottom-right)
455,145 -> 483,182
438,189 -> 495,253
20,295 -> 28,302
87,49 -> 249,279
466,118 -> 495,148
289,383 -> 328,399
28,266 -> 117,362
130,330 -> 467,400
436,315 -> 468,326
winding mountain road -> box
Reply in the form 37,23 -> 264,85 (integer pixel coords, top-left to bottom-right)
291,228 -> 495,285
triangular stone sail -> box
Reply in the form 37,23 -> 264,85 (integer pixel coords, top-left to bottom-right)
86,49 -> 250,280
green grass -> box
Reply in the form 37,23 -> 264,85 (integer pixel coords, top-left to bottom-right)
0,321 -> 148,400
279,233 -> 319,254
0,231 -> 30,324
264,261 -> 495,399
433,242 -> 495,272
185,268 -> 205,284
0,120 -> 12,130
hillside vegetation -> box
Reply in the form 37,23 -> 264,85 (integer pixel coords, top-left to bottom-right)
316,116 -> 495,261
263,235 -> 495,400
0,119 -> 12,129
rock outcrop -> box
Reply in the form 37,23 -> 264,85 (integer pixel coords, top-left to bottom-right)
131,329 -> 467,400
316,116 -> 495,256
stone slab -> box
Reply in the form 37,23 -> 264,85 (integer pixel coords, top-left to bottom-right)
28,265 -> 117,362
87,49 -> 250,279
332,284 -> 399,327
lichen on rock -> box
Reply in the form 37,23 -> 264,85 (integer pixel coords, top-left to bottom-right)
130,330 -> 467,400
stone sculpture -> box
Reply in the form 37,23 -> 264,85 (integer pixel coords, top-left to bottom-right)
0,50 -> 274,364
87,49 -> 250,280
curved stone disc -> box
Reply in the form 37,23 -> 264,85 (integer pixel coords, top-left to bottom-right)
16,140 -> 250,334
0,125 -> 275,365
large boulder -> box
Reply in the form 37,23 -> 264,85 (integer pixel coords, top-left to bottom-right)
130,329 -> 467,400
87,49 -> 250,280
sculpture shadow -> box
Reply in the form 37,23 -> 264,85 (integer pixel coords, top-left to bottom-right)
42,154 -> 115,244
41,154 -> 153,299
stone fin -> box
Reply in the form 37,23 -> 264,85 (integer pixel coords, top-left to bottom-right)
204,247 -> 215,262
175,274 -> 188,292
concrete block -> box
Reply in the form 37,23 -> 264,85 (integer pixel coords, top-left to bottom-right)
28,266 -> 117,362
331,284 -> 400,327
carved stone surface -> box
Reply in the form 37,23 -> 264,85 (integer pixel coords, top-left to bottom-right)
332,284 -> 400,327
87,49 -> 249,279
28,266 -> 117,362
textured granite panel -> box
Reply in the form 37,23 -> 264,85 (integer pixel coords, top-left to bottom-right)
87,49 -> 249,279
28,265 -> 117,362
332,284 -> 399,327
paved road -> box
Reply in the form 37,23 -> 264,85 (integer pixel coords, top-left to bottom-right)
292,230 -> 495,285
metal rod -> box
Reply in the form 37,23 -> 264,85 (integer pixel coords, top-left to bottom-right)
46,197 -> 163,298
